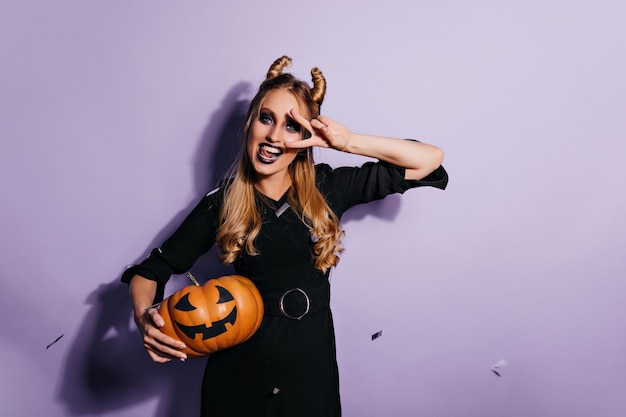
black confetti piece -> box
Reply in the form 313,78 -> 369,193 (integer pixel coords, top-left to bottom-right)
46,334 -> 64,349
490,359 -> 507,377
371,330 -> 382,341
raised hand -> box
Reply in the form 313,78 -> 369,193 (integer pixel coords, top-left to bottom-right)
287,109 -> 353,151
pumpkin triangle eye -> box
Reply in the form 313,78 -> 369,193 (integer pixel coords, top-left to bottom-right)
216,285 -> 234,304
174,293 -> 197,311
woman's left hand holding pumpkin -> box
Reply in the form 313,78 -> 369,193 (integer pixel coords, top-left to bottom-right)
129,275 -> 188,363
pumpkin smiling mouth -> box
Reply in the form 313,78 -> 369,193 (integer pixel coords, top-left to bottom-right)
176,306 -> 238,340
257,143 -> 283,164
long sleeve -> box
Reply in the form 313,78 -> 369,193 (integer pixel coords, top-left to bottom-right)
316,161 -> 448,218
120,187 -> 223,286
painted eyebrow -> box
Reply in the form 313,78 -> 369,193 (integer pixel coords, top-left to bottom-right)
259,107 -> 274,115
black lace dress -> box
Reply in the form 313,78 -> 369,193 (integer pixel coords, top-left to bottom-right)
122,161 -> 448,417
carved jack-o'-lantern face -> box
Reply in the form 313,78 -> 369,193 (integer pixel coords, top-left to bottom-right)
159,275 -> 264,358
173,285 -> 237,340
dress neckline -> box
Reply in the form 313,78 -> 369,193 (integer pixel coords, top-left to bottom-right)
255,187 -> 291,206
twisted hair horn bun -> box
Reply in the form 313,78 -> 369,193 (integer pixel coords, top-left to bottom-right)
310,67 -> 326,108
266,56 -> 292,79
266,55 -> 326,109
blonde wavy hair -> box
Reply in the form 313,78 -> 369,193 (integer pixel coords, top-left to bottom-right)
215,56 -> 344,273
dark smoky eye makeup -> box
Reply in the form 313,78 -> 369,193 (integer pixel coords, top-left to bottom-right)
285,117 -> 301,133
258,110 -> 273,124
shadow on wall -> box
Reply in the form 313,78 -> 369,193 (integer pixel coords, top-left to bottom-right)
55,83 -> 249,417
341,193 -> 402,224
55,278 -> 206,417
54,81 -> 404,417
194,81 -> 251,195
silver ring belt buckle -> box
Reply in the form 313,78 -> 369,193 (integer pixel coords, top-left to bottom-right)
278,288 -> 311,320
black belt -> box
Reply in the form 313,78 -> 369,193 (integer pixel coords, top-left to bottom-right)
264,284 -> 330,320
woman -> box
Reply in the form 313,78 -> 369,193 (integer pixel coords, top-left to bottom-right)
122,55 -> 448,416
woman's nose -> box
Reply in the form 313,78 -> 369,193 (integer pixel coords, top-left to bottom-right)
267,126 -> 283,143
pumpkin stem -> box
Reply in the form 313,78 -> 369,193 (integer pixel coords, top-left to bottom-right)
186,272 -> 201,286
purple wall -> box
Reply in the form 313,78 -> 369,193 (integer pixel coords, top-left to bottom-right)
1,1 -> 625,416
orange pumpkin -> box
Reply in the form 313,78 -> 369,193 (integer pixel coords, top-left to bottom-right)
159,275 -> 263,358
